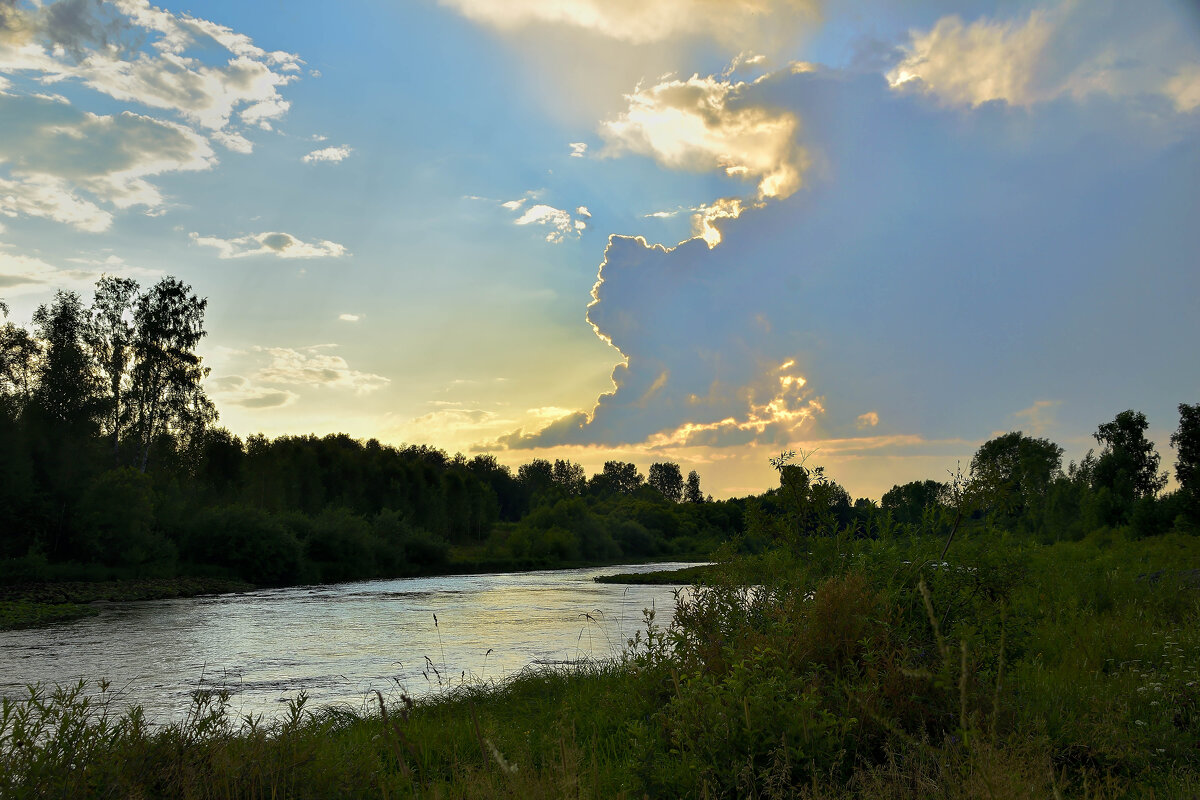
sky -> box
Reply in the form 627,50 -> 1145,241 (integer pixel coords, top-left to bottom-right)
1,0 -> 1197,500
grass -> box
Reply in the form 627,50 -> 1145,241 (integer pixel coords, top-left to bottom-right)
594,563 -> 717,585
0,576 -> 252,631
0,600 -> 99,630
2,527 -> 1198,798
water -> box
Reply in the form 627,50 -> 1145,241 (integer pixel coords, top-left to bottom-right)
0,563 -> 696,723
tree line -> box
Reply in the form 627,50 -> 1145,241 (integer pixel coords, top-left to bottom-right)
0,278 -> 731,585
2,276 -> 1196,587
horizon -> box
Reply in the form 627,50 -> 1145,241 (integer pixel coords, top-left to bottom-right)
2,0 -> 1197,501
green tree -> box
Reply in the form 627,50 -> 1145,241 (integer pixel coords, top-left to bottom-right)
551,458 -> 586,496
87,276 -> 139,465
969,431 -> 1063,523
32,291 -> 99,429
590,460 -> 643,496
1170,402 -> 1200,521
881,480 -> 948,528
0,303 -> 40,408
128,278 -> 215,472
648,461 -> 684,502
1092,410 -> 1167,521
684,470 -> 704,503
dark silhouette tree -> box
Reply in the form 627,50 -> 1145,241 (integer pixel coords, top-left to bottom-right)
0,309 -> 40,407
1171,403 -> 1200,520
32,291 -> 99,429
881,480 -> 948,527
1092,410 -> 1167,523
1093,410 -> 1167,496
87,276 -> 139,465
648,461 -> 684,502
128,278 -> 215,472
684,470 -> 704,503
969,431 -> 1063,522
551,458 -> 586,496
590,461 -> 643,496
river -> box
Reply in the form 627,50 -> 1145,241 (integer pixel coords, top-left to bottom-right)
0,563 -> 696,723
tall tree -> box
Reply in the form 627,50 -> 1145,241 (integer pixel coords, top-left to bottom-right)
88,276 -> 139,465
1092,409 -> 1167,513
0,307 -> 40,407
551,459 -> 586,496
590,461 -> 643,496
648,461 -> 684,502
1171,402 -> 1200,519
969,431 -> 1063,521
128,278 -> 215,472
32,291 -> 98,429
684,470 -> 704,503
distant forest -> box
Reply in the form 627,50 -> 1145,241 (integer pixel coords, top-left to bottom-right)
1,278 -> 1196,587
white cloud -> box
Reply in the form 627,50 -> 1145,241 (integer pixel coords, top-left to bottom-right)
0,249 -> 159,297
502,195 -> 589,243
302,145 -> 353,164
887,5 -> 1200,111
0,0 -> 302,138
0,0 -> 305,230
568,141 -> 588,157
0,93 -> 215,230
856,411 -> 879,430
338,313 -> 362,322
190,231 -> 349,259
515,203 -> 585,243
601,72 -> 807,201
207,374 -> 298,409
253,344 -> 389,393
1012,400 -> 1060,435
0,174 -> 112,232
1167,66 -> 1200,114
439,0 -> 819,50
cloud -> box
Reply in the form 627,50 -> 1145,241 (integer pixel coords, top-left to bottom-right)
207,375 -> 298,409
0,0 -> 302,136
486,60 -> 1200,457
514,203 -> 586,243
302,144 -> 353,163
856,411 -> 879,430
0,92 -> 215,230
601,72 -> 807,201
338,313 -> 362,322
0,248 -> 158,297
439,0 -> 819,50
568,141 -> 588,157
887,4 -> 1200,111
190,230 -> 349,259
597,68 -> 809,247
253,344 -> 389,393
1012,400 -> 1060,436
500,193 -> 589,243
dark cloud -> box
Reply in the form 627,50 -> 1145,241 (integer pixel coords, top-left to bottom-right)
491,64 -> 1200,451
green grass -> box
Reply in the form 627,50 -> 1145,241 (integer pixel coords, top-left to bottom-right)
3,527 -> 1198,798
0,600 -> 98,630
594,563 -> 717,584
0,576 -> 252,631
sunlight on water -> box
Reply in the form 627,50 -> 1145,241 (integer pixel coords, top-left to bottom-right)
0,564 -> 696,723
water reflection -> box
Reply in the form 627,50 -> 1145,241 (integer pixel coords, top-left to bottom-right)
0,563 -> 695,723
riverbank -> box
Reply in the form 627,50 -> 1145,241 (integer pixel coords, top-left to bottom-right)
594,562 -> 716,584
0,577 -> 253,631
0,553 -> 707,631
4,528 -> 1198,798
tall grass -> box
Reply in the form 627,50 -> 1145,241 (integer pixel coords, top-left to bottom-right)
2,528 -> 1198,798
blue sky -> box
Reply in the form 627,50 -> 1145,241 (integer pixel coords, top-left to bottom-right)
1,0 -> 1197,498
